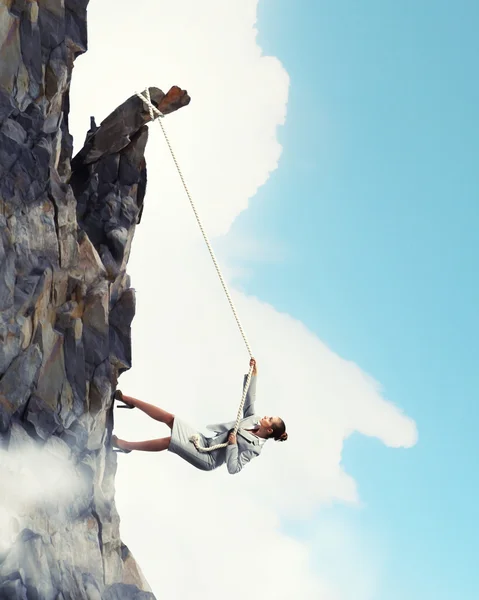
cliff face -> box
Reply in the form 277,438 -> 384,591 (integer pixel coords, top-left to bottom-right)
0,2 -> 189,598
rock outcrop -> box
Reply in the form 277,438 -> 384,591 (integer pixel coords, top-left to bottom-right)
0,1 -> 190,598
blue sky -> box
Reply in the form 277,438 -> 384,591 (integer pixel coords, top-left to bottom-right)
228,1 -> 479,598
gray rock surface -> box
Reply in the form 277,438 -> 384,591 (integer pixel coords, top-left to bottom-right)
0,1 -> 190,597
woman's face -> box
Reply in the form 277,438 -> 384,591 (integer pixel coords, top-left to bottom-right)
259,416 -> 281,433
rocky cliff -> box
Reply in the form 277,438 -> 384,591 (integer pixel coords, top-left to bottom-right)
0,1 -> 190,598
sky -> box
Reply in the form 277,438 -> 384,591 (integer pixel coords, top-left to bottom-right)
68,1 -> 478,599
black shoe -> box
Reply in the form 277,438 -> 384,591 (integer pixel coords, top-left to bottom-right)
114,390 -> 135,409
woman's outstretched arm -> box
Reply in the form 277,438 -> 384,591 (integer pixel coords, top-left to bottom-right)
242,358 -> 258,418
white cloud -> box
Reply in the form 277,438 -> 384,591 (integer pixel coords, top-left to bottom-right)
0,435 -> 88,557
70,1 -> 417,598
307,514 -> 388,600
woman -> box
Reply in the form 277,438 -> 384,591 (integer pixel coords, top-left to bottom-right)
112,358 -> 288,474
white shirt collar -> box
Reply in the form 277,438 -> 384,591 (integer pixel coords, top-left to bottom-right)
250,421 -> 267,445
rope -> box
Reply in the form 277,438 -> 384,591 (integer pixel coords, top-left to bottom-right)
136,88 -> 254,453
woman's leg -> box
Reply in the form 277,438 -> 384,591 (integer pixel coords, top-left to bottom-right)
113,435 -> 171,452
120,393 -> 175,429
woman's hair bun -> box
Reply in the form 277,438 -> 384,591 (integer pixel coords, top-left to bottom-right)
279,432 -> 288,442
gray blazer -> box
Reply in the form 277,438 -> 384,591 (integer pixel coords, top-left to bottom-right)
206,374 -> 263,474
